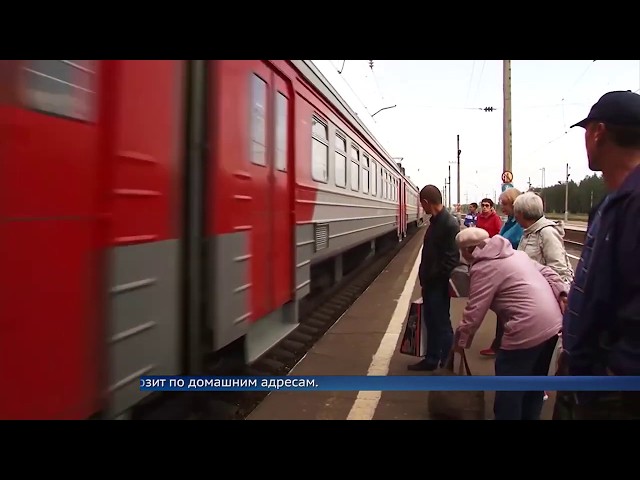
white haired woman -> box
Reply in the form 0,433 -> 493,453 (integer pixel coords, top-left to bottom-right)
513,191 -> 574,400
513,192 -> 574,285
452,227 -> 568,420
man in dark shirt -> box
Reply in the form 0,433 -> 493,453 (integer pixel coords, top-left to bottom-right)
408,185 -> 461,371
553,90 -> 640,420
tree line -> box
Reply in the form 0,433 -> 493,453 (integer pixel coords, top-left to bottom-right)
535,173 -> 606,214
457,173 -> 607,215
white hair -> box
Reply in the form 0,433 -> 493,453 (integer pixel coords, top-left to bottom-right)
513,191 -> 544,221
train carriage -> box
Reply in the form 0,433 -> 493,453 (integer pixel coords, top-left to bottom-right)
0,59 -> 424,420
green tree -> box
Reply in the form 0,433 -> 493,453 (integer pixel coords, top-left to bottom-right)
540,173 -> 606,214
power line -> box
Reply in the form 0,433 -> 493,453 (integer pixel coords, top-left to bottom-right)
369,62 -> 386,103
329,60 -> 377,122
465,60 -> 476,107
471,60 -> 487,106
525,61 -> 599,159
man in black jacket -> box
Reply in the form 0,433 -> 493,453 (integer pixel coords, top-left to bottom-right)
408,185 -> 461,371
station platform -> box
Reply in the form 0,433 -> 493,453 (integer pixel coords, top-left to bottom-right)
246,227 -> 557,421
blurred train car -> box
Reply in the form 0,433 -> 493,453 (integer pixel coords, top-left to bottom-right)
0,60 -> 424,420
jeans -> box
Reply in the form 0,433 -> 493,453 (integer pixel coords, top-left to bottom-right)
493,334 -> 558,420
422,281 -> 454,368
491,314 -> 505,350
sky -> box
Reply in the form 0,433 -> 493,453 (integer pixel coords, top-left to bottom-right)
311,59 -> 640,205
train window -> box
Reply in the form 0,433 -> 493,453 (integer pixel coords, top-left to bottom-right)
275,92 -> 288,171
311,116 -> 328,182
335,133 -> 347,188
350,145 -> 360,191
382,171 -> 385,199
250,74 -> 267,166
385,172 -> 389,199
21,60 -> 96,122
362,153 -> 370,194
371,160 -> 377,196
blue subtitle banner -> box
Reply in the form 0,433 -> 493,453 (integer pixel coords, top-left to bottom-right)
139,375 -> 640,392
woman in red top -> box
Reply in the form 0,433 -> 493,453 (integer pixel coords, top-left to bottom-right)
475,198 -> 502,237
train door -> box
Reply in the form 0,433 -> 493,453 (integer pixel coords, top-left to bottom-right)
249,62 -> 292,321
0,60 -> 102,419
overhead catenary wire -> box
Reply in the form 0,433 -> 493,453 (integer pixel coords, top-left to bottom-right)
465,60 -> 476,107
471,60 -> 486,106
329,60 -> 378,123
524,60 -> 599,160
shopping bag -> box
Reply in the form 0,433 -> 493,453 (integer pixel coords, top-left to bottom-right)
428,349 -> 486,420
399,297 -> 427,357
449,263 -> 471,298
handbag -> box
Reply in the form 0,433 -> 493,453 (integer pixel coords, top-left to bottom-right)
399,297 -> 427,357
428,349 -> 486,420
449,263 -> 471,298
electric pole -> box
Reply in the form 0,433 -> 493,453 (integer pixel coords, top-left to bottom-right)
564,163 -> 570,222
443,179 -> 447,208
503,60 -> 512,176
457,134 -> 461,224
448,164 -> 452,210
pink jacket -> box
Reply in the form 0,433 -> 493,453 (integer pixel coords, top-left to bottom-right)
456,235 -> 567,351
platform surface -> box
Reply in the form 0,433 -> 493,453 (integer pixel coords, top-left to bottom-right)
247,227 -> 557,420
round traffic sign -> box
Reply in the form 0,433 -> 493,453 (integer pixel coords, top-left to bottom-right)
501,171 -> 513,183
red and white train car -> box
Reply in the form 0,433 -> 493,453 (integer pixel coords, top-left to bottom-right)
0,60 -> 424,420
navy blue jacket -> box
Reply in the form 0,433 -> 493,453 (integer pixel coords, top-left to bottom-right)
563,165 -> 640,376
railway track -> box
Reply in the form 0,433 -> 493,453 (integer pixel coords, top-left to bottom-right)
180,226 -> 425,420
563,226 -> 585,262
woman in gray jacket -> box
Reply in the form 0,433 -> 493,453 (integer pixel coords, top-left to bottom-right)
513,192 -> 573,399
513,192 -> 574,285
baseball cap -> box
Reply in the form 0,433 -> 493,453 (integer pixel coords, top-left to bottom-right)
571,90 -> 640,129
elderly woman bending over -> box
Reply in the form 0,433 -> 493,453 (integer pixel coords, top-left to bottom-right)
452,228 -> 568,420
513,192 -> 574,285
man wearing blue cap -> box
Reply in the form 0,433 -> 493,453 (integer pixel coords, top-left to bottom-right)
554,90 -> 640,420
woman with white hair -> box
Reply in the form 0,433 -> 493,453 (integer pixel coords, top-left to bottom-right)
513,192 -> 574,285
513,191 -> 574,401
452,227 -> 568,420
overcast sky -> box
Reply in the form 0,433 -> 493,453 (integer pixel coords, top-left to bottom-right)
311,60 -> 640,204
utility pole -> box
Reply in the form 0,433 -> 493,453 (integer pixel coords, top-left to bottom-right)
443,179 -> 447,208
457,134 -> 461,224
503,60 -> 512,176
448,164 -> 452,210
564,163 -> 570,222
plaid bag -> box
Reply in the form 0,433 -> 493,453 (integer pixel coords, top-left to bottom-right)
399,298 -> 427,357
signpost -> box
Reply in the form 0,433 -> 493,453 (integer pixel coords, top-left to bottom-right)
501,170 -> 514,194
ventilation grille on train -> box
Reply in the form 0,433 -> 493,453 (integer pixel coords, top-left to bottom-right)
314,223 -> 329,251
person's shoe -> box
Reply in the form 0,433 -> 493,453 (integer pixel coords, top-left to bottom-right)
407,359 -> 438,371
479,348 -> 496,357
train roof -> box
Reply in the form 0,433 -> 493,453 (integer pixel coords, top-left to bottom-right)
289,60 -> 419,192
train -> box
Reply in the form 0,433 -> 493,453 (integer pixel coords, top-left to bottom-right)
0,60 -> 425,420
